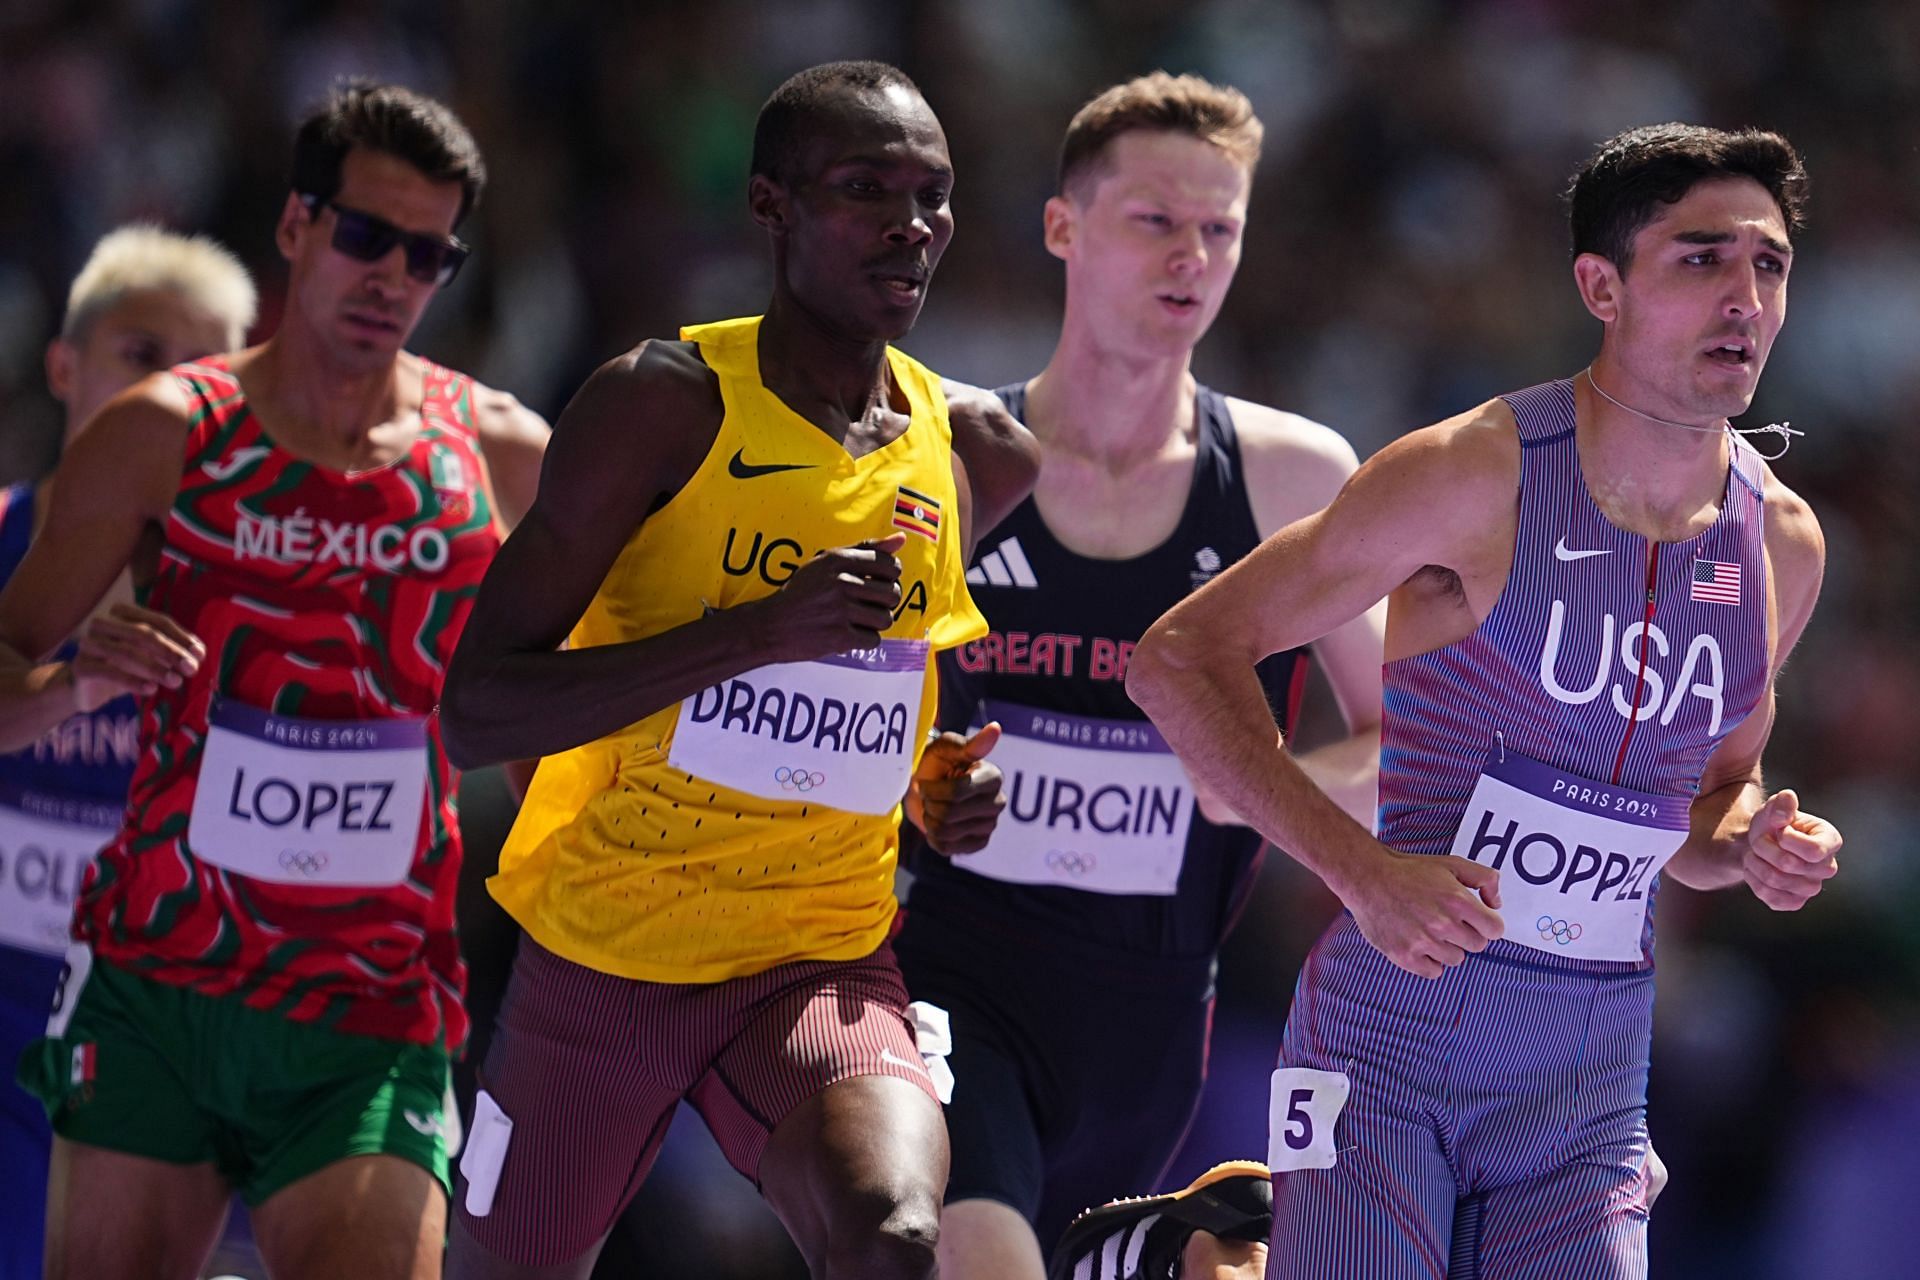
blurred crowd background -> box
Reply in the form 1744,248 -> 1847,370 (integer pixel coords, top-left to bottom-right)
4,1 -> 1917,1277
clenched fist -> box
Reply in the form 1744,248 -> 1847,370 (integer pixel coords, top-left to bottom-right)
1741,789 -> 1840,911
1345,849 -> 1505,979
905,722 -> 1006,856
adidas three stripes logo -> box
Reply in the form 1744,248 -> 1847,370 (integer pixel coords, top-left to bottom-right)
966,535 -> 1039,588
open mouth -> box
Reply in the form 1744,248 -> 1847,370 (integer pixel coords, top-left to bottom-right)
1158,292 -> 1200,314
1704,340 -> 1753,366
872,261 -> 929,300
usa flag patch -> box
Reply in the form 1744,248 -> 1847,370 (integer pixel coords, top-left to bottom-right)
1690,558 -> 1741,606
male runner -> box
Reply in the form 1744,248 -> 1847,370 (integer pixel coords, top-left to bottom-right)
0,82 -> 548,1280
437,61 -> 1039,1280
0,224 -> 254,1280
888,73 -> 1381,1280
1123,124 -> 1840,1279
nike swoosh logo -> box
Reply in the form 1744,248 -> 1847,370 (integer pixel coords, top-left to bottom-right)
728,448 -> 813,480
1553,537 -> 1613,562
879,1047 -> 931,1077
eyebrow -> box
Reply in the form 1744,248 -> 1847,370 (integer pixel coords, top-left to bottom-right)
1118,196 -> 1243,219
832,154 -> 952,178
1673,229 -> 1793,256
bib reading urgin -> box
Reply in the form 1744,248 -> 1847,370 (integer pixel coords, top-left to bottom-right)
493,317 -> 986,984
907,382 -> 1310,960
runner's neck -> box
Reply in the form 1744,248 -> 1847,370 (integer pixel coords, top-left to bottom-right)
1027,333 -> 1196,470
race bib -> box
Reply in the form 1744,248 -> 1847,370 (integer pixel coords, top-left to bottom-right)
952,701 -> 1193,896
0,785 -> 118,957
1268,1067 -> 1350,1172
188,698 -> 428,887
46,941 -> 93,1037
668,639 -> 929,816
1448,750 -> 1688,962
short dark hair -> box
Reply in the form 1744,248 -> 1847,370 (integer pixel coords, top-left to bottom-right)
1569,123 -> 1807,273
751,61 -> 923,186
290,80 -> 487,225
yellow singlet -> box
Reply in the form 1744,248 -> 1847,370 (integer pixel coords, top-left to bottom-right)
491,316 -> 986,982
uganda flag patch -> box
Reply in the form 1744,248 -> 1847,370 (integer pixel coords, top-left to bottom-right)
893,485 -> 942,542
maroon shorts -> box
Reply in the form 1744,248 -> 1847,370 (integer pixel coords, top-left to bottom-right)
454,932 -> 937,1266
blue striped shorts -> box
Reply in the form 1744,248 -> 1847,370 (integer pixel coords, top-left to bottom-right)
1268,915 -> 1654,1280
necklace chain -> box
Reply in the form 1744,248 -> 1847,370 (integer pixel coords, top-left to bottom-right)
1579,368 -> 1803,461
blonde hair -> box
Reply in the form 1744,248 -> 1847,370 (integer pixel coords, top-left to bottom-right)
1058,72 -> 1263,198
61,224 -> 257,349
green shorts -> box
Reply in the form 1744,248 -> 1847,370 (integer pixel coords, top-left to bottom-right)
15,947 -> 453,1207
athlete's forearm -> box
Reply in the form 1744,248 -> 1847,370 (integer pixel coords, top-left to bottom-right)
1666,775 -> 1765,890
1294,725 -> 1382,830
440,602 -> 778,769
1128,631 -> 1386,899
0,652 -> 83,752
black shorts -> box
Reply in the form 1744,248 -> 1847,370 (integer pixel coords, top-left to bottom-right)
893,905 -> 1216,1252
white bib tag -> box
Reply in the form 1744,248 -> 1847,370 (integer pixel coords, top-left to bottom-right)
1448,750 -> 1688,962
1268,1067 -> 1350,1172
908,1000 -> 956,1104
0,787 -> 117,957
951,701 -> 1193,896
46,941 -> 93,1038
460,1089 -> 515,1218
187,698 -> 428,887
668,639 -> 929,817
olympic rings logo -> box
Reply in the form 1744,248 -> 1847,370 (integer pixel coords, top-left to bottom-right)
1045,849 -> 1098,876
1536,915 -> 1583,946
279,849 -> 332,877
774,766 -> 826,792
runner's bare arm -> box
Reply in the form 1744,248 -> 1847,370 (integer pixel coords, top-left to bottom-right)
468,383 -> 551,798
942,380 -> 1040,558
1129,405 -> 1518,977
1291,604 -> 1385,827
0,375 -> 199,748
896,384 -> 1031,848
1225,400 -> 1383,827
1668,475 -> 1835,904
441,342 -> 910,770
469,383 -> 551,533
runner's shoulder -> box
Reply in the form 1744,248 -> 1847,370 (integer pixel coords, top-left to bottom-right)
941,379 -> 1039,460
940,378 -> 1043,515
67,370 -> 197,466
1753,456 -> 1825,626
465,378 -> 552,450
1357,396 -> 1520,512
555,338 -> 722,457
1225,398 -> 1359,471
1224,398 -> 1361,533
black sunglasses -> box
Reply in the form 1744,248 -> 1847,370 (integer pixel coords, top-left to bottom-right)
300,194 -> 471,287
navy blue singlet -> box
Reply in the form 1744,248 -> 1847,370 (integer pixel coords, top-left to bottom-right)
905,384 -> 1309,960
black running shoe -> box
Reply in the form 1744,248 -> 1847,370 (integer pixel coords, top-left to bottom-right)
1047,1160 -> 1273,1280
